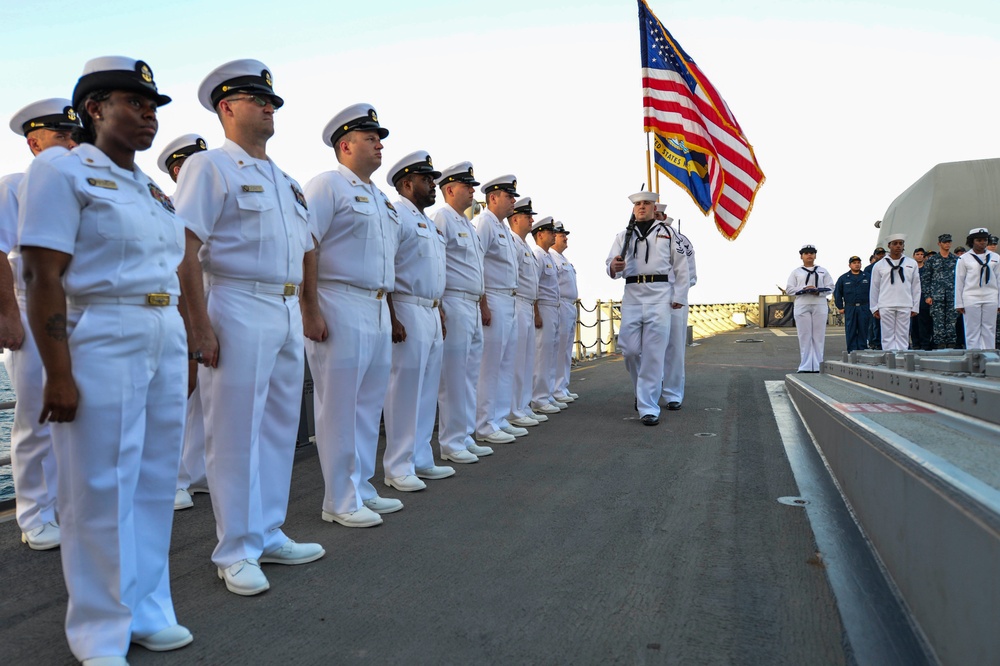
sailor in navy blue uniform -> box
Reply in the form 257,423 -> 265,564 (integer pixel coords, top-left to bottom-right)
833,255 -> 871,352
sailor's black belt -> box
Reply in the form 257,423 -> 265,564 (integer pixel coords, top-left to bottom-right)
625,274 -> 669,284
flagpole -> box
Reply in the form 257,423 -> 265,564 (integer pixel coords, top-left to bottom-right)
645,132 -> 652,191
655,162 -> 660,195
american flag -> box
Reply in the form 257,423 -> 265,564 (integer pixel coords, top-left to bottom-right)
639,0 -> 765,240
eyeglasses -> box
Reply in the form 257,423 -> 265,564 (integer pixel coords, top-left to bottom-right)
226,94 -> 276,109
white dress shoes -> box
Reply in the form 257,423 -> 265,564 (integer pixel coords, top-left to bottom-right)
415,465 -> 456,479
567,391 -> 580,399
21,521 -> 60,550
384,475 -> 427,492
508,415 -> 540,427
218,558 -> 269,596
322,506 -> 383,527
501,425 -> 529,437
467,443 -> 494,457
131,624 -> 194,651
532,402 -> 561,415
476,429 -> 515,444
363,496 -> 404,514
527,410 -> 549,422
260,539 -> 326,565
552,400 -> 569,410
82,658 -> 129,666
441,449 -> 479,464
553,393 -> 575,403
173,488 -> 193,511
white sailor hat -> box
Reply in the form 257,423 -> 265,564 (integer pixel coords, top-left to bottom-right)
799,243 -> 817,254
531,216 -> 555,232
157,133 -> 208,174
323,103 -> 388,148
9,98 -> 81,137
73,56 -> 171,110
481,174 -> 518,197
387,150 -> 440,187
436,161 -> 479,187
885,233 -> 906,243
198,59 -> 283,112
511,196 -> 536,216
628,191 -> 658,204
968,227 -> 990,237
654,202 -> 667,213
553,221 -> 570,235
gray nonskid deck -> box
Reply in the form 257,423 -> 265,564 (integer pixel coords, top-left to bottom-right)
1,329 -> 851,665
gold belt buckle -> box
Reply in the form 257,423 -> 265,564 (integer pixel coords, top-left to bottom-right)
146,293 -> 170,306
376,289 -> 385,300
283,284 -> 297,296
432,299 -> 439,308
511,289 -> 517,296
639,275 -> 649,284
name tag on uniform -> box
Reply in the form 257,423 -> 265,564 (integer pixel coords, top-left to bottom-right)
657,233 -> 670,239
499,233 -> 506,239
417,222 -> 427,229
458,232 -> 469,238
87,178 -> 117,189
385,201 -> 396,212
242,185 -> 264,192
355,195 -> 369,203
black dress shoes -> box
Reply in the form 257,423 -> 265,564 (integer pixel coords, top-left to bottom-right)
641,414 -> 659,426
667,401 -> 682,411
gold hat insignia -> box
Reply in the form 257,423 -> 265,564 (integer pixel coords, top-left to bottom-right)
263,70 -> 272,87
67,108 -> 77,121
370,109 -> 378,122
140,64 -> 153,83
197,138 -> 206,150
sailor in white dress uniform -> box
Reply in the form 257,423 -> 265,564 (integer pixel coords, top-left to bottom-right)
869,235 -> 920,352
656,204 -> 696,409
176,59 -> 324,596
954,227 -> 1000,349
551,221 -> 579,403
507,197 -> 542,427
1,97 -> 80,550
606,191 -> 690,425
382,151 -> 454,492
432,163 -> 493,463
531,217 -> 563,414
787,244 -> 835,368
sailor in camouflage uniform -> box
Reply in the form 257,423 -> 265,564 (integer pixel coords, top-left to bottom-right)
922,233 -> 959,348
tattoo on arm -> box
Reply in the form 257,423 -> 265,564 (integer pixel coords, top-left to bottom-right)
44,314 -> 67,341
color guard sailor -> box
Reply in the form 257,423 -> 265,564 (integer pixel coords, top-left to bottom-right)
955,227 -> 1000,349
302,103 -> 403,527
606,191 -> 690,425
382,151 -> 455,492
433,163 -> 493,463
20,56 -> 192,663
530,216 -> 564,414
869,234 -> 920,352
175,59 -> 325,596
156,133 -> 211,512
474,175 -> 523,444
655,203 -> 695,410
2,97 -> 80,550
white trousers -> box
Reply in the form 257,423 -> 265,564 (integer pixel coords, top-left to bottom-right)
555,300 -> 576,396
878,307 -> 910,352
3,298 -> 57,531
176,384 -> 207,491
202,286 -> 302,568
794,301 -> 827,370
661,304 -> 688,403
437,297 -> 483,455
963,302 -> 998,350
619,285 -> 673,417
384,300 -> 444,478
532,302 -> 561,406
476,292 -> 517,436
307,288 -> 390,516
510,297 -> 537,419
55,304 -> 186,661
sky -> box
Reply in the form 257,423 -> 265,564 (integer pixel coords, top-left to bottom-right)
2,0 -> 999,305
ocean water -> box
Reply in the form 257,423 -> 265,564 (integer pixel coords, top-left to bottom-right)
0,359 -> 14,501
